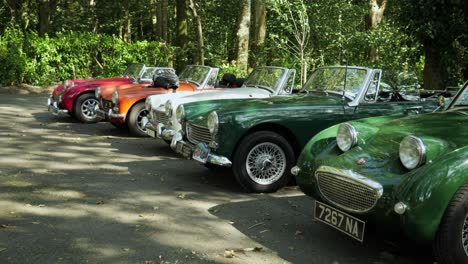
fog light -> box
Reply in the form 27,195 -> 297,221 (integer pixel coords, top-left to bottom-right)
113,107 -> 119,112
291,166 -> 301,176
394,202 -> 408,215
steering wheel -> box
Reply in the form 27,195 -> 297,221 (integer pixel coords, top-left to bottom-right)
390,91 -> 405,102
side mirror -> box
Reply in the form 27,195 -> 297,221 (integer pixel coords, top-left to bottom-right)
432,95 -> 446,113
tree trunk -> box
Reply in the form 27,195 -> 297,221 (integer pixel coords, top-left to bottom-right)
161,0 -> 168,41
176,0 -> 188,69
155,0 -> 163,39
249,0 -> 266,67
39,0 -> 57,36
122,0 -> 131,42
188,0 -> 204,65
236,0 -> 251,72
366,0 -> 387,63
423,38 -> 446,90
151,0 -> 157,39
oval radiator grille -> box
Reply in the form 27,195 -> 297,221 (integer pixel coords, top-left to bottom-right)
316,171 -> 379,213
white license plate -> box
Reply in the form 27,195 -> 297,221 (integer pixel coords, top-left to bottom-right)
146,129 -> 156,138
176,141 -> 192,158
314,200 -> 365,242
192,144 -> 209,163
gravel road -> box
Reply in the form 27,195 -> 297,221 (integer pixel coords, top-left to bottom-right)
0,94 -> 433,264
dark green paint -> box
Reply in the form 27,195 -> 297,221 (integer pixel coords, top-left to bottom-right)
184,92 -> 439,160
295,107 -> 468,242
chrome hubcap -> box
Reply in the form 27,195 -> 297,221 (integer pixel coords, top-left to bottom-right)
463,213 -> 468,256
137,109 -> 148,132
246,142 -> 286,185
81,98 -> 98,119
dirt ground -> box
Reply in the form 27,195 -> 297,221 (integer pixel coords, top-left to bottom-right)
0,94 -> 434,264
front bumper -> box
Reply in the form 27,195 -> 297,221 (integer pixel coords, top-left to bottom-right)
183,138 -> 232,167
142,120 -> 176,140
95,105 -> 124,121
47,96 -> 68,116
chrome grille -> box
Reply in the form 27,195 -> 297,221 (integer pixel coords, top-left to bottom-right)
155,111 -> 170,125
186,123 -> 211,145
316,168 -> 382,213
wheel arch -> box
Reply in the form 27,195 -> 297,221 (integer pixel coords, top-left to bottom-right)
399,147 -> 468,241
71,91 -> 96,114
230,122 -> 301,161
125,99 -> 146,124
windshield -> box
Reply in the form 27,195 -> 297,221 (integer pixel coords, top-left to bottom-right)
242,67 -> 287,92
122,63 -> 145,79
141,67 -> 157,80
452,84 -> 468,108
179,66 -> 211,87
140,67 -> 174,81
302,67 -> 368,99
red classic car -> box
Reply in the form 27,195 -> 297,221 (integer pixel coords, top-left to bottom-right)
47,63 -> 159,123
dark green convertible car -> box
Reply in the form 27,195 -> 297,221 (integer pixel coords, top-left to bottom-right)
172,66 -> 443,193
294,82 -> 467,263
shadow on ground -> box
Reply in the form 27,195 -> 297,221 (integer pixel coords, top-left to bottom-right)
0,95 -> 435,264
209,195 -> 434,264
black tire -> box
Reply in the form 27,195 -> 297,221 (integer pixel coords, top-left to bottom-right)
433,182 -> 468,264
203,163 -> 231,174
73,93 -> 100,123
232,131 -> 295,193
127,102 -> 149,137
111,121 -> 127,129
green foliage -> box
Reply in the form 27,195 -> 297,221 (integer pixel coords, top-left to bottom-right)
218,62 -> 249,79
0,27 -> 174,85
391,0 -> 467,85
0,0 -> 466,87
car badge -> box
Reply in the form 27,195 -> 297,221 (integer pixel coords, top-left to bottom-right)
198,116 -> 203,120
357,158 -> 366,165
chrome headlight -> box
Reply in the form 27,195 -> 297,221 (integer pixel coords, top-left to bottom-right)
336,123 -> 358,152
95,87 -> 101,99
112,91 -> 119,105
58,95 -> 63,103
64,80 -> 69,89
70,81 -> 75,88
176,104 -> 185,123
399,135 -> 426,170
165,100 -> 173,116
207,111 -> 219,135
145,97 -> 152,111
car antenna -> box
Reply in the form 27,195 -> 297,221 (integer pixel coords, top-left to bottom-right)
343,64 -> 348,101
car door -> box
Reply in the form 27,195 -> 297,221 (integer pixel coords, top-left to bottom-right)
351,71 -> 436,119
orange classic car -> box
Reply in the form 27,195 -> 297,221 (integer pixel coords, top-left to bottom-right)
96,65 -> 239,136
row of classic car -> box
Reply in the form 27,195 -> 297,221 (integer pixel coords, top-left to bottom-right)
47,63 -> 467,263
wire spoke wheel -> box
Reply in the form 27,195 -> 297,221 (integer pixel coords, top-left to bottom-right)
245,142 -> 286,185
81,98 -> 98,119
463,213 -> 468,256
